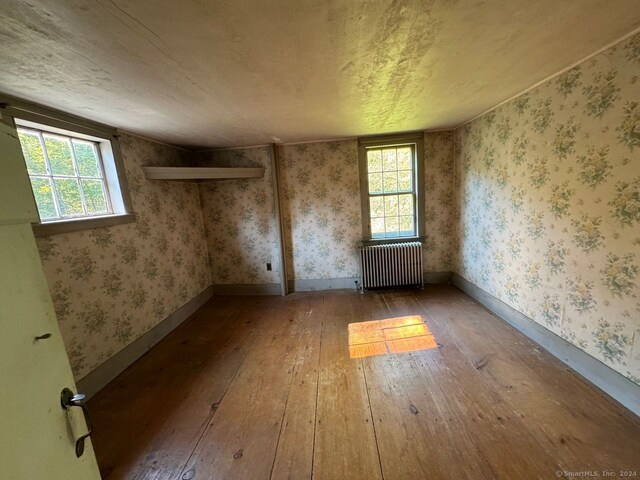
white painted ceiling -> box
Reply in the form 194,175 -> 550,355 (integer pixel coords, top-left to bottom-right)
0,1 -> 639,148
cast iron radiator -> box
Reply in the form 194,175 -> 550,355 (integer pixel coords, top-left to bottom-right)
359,242 -> 423,289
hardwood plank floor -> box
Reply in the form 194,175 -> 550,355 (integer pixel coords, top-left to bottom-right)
88,286 -> 640,480
312,291 -> 382,480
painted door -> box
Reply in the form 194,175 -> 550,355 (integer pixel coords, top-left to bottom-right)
0,120 -> 102,479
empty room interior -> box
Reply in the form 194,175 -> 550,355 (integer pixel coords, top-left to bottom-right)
2,1 -> 640,479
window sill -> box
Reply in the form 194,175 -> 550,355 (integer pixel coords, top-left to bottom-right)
32,213 -> 136,237
361,236 -> 425,246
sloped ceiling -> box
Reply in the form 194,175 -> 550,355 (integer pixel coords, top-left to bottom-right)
0,0 -> 639,148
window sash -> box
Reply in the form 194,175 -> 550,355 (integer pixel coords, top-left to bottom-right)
369,193 -> 417,238
365,144 -> 418,238
18,126 -> 114,221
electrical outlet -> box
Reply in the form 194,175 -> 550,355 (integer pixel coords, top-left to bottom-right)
266,263 -> 272,271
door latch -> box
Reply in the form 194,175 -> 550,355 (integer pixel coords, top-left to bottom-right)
60,388 -> 93,457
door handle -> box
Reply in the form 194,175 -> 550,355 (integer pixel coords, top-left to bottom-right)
60,388 -> 93,457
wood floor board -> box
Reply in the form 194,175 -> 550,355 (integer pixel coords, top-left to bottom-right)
132,297 -> 266,480
380,290 -> 563,479
270,294 -> 324,480
88,287 -> 640,480
421,289 -> 640,414
89,295 -> 232,478
418,286 -> 632,421
358,291 -> 497,479
312,291 -> 383,480
451,289 -> 640,426
90,295 -> 268,479
178,293 -> 321,479
411,287 -> 640,475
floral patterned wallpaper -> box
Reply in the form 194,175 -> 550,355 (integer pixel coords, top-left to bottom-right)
196,135 -> 455,285
278,134 -> 454,281
279,140 -> 363,280
36,134 -> 211,380
195,147 -> 281,284
424,131 -> 455,272
454,33 -> 640,384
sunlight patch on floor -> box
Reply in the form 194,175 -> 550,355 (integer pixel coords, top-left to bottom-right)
348,315 -> 438,358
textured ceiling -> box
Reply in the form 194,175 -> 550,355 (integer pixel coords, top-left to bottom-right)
0,1 -> 639,148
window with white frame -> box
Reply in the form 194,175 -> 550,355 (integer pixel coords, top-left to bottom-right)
358,134 -> 425,241
15,120 -> 127,223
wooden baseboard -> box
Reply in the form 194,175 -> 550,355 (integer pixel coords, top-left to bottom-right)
76,285 -> 214,399
212,280 -> 360,295
288,277 -> 359,291
288,272 -> 452,292
452,273 -> 640,417
424,271 -> 452,283
210,283 -> 281,295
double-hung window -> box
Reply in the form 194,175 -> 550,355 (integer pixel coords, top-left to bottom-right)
1,96 -> 133,235
358,134 -> 425,242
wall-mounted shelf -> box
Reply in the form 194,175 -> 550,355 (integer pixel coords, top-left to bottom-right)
143,166 -> 264,181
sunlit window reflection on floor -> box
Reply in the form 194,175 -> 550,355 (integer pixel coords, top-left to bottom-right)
348,315 -> 438,358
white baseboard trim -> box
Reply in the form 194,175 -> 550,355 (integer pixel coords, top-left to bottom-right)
210,283 -> 281,295
288,272 -> 452,292
76,285 -> 214,399
452,273 -> 640,417
288,277 -> 359,291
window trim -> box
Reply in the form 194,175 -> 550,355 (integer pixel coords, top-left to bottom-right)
0,94 -> 135,236
358,132 -> 425,244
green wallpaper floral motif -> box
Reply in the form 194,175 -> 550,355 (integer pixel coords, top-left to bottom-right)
196,135 -> 454,284
279,140 -> 362,280
454,33 -> 640,384
277,134 -> 454,280
36,134 -> 211,380
195,147 -> 281,284
424,131 -> 455,272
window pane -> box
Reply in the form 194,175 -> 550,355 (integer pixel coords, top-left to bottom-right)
384,195 -> 398,216
370,196 -> 384,218
382,149 -> 397,171
367,149 -> 382,173
399,216 -> 414,236
44,135 -> 74,176
383,172 -> 397,192
397,147 -> 412,170
398,194 -> 414,216
73,140 -> 101,177
371,218 -> 385,238
398,170 -> 412,191
385,216 -> 399,236
30,177 -> 57,220
54,178 -> 84,216
18,131 -> 47,175
82,179 -> 108,214
368,173 -> 383,194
